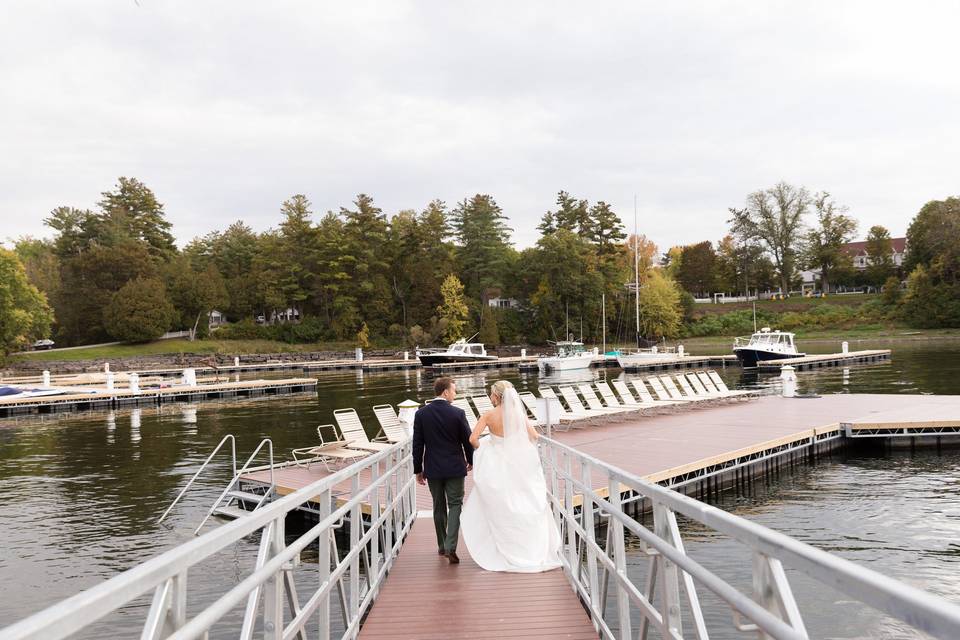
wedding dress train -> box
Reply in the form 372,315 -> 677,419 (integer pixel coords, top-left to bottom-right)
461,388 -> 561,573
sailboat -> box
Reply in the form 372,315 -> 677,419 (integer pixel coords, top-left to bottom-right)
615,196 -> 680,369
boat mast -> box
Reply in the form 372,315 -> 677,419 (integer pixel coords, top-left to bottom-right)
634,194 -> 640,349
601,292 -> 606,355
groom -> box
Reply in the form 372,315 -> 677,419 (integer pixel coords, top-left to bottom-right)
412,376 -> 474,564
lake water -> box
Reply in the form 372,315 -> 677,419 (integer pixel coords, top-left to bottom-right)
1,339 -> 958,637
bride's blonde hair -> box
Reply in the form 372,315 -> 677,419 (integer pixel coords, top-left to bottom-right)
489,380 -> 514,405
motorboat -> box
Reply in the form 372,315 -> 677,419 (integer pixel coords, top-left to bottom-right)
616,345 -> 680,369
416,339 -> 498,366
537,341 -> 595,373
733,328 -> 805,368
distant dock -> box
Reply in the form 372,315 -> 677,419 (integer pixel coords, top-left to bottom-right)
757,349 -> 891,371
618,353 -> 738,372
0,378 -> 317,417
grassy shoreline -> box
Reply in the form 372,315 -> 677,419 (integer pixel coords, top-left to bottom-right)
9,326 -> 959,367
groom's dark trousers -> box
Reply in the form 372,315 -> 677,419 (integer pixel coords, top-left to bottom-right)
412,398 -> 474,554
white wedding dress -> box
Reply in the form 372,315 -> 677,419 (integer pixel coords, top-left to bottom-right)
461,388 -> 562,573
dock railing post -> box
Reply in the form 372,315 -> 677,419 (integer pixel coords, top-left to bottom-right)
42,370 -> 50,387
779,366 -> 796,398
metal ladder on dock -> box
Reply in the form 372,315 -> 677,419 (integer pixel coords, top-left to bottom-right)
158,435 -> 277,535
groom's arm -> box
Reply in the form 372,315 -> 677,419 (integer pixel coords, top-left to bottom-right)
412,411 -> 425,483
457,410 -> 474,467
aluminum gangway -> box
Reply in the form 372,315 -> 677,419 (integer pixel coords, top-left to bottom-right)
4,437 -> 960,639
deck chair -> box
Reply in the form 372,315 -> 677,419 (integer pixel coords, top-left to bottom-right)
597,381 -> 656,412
706,370 -> 758,398
372,404 -> 412,442
539,387 -> 597,422
577,384 -> 636,415
626,379 -> 685,408
333,408 -> 393,452
645,377 -> 685,404
558,386 -> 621,419
674,373 -> 713,400
684,373 -> 728,403
291,424 -> 370,470
471,394 -> 496,415
519,391 -> 579,429
656,375 -> 687,401
451,398 -> 478,429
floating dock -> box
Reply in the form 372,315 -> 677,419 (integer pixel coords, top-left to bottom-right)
0,378 -> 318,417
618,353 -> 738,372
757,349 -> 891,371
240,392 -> 959,517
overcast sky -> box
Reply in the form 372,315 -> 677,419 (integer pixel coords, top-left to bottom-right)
2,1 -> 958,252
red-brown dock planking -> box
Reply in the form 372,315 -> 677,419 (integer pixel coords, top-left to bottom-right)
239,393 -> 959,638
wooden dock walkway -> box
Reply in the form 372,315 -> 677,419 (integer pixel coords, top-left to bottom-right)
0,378 -> 318,416
357,518 -> 597,639
757,349 -> 891,371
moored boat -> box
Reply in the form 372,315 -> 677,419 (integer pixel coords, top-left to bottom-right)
537,341 -> 595,373
416,339 -> 497,366
733,327 -> 805,368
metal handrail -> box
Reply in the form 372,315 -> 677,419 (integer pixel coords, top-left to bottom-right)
157,434 -> 236,525
1,440 -> 416,640
539,436 -> 960,640
193,438 -> 275,534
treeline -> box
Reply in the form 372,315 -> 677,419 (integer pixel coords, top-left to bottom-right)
5,178 -> 958,356
8,181 -> 684,350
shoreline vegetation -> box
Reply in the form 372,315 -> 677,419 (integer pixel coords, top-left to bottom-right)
3,179 -> 957,364
9,326 -> 957,369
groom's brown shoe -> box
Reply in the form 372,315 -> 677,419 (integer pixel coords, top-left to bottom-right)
446,551 -> 460,564
438,549 -> 446,556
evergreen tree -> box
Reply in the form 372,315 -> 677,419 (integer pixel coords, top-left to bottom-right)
341,194 -> 392,333
449,194 -> 513,301
97,177 -> 177,258
437,274 -> 469,343
103,277 -> 177,343
478,307 -> 500,345
549,191 -> 591,236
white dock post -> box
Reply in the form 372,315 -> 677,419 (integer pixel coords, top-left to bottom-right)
234,356 -> 240,367
404,351 -> 409,361
42,370 -> 50,387
842,341 -> 849,354
129,373 -> 140,394
104,362 -> 110,373
355,347 -> 363,362
521,348 -> 527,358
105,372 -> 115,391
779,365 -> 797,398
183,368 -> 197,387
397,399 -> 420,437
677,344 -> 685,357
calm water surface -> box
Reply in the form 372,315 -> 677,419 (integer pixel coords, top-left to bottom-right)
1,340 -> 959,637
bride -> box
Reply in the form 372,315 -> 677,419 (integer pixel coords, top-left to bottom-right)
461,380 -> 561,572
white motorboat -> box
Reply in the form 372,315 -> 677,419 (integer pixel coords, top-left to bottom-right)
733,328 -> 805,367
416,339 -> 497,366
537,341 -> 595,373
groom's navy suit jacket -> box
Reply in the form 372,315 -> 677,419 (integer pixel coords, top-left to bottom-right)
412,398 -> 474,479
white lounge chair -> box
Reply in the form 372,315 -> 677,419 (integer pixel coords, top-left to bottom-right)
558,386 -> 622,419
333,408 -> 393,452
539,387 -> 598,422
451,398 -> 478,428
706,370 -> 758,398
471,394 -> 496,415
519,391 -> 580,429
372,404 -> 412,442
577,384 -> 637,415
596,381 -> 658,413
674,373 -> 718,401
291,424 -> 370,470
625,379 -> 685,409
656,375 -> 688,401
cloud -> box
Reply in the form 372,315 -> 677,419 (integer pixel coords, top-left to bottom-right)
2,1 -> 959,252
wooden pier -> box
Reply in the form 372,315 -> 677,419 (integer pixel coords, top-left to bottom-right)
0,378 -> 318,417
757,349 -> 891,371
